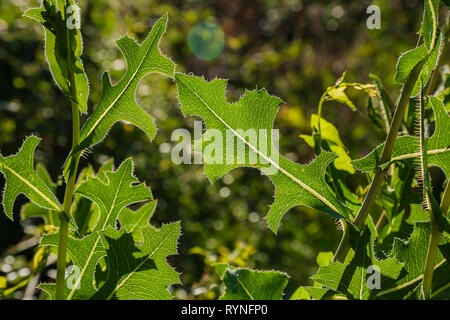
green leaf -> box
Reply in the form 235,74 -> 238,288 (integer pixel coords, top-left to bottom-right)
41,158 -> 152,299
92,224 -> 181,300
301,114 -> 355,173
376,222 -> 450,299
419,0 -> 440,52
326,86 -> 356,111
0,136 -> 61,219
369,74 -> 394,127
312,228 -> 404,300
395,32 -> 443,97
215,264 -> 289,300
75,158 -> 153,232
175,73 -> 351,232
323,71 -> 378,112
40,223 -> 181,300
24,0 -> 89,113
39,230 -> 107,299
72,159 -> 116,236
352,97 -> 450,177
74,14 -> 175,154
316,251 -> 334,267
20,163 -> 60,226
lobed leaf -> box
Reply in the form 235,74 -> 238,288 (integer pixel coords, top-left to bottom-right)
24,0 -> 89,113
40,223 -> 181,300
175,73 -> 352,233
0,136 -> 61,219
376,222 -> 450,299
73,14 -> 175,154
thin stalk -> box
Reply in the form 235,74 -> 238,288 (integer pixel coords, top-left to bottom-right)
422,181 -> 450,299
375,210 -> 386,233
334,59 -> 426,262
55,0 -> 81,300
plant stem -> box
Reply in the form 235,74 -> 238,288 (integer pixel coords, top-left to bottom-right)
422,181 -> 450,299
55,0 -> 81,300
334,59 -> 425,262
55,105 -> 80,300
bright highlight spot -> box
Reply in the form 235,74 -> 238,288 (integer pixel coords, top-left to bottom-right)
188,22 -> 225,60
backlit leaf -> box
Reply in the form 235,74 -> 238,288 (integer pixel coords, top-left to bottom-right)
0,136 -> 61,219
175,73 -> 351,233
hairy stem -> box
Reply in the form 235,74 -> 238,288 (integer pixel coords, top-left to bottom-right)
55,0 -> 81,300
422,181 -> 450,299
334,59 -> 426,262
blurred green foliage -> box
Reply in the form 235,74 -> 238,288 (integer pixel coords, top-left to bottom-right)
0,0 -> 431,299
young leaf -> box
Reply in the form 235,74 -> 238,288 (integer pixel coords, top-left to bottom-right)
175,73 -> 351,232
395,32 -> 443,97
289,286 -> 311,300
24,0 -> 89,112
74,158 -> 153,232
322,71 -> 378,112
214,264 -> 289,300
312,228 -> 404,300
300,114 -> 355,174
0,136 -> 61,219
92,223 -> 181,300
352,97 -> 450,177
73,14 -> 175,154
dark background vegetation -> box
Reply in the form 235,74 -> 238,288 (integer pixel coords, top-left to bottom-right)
0,0 -> 427,299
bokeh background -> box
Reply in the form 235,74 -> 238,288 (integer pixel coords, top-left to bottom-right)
0,0 -> 430,299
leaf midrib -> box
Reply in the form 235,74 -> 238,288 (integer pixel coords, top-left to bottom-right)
1,164 -> 60,211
